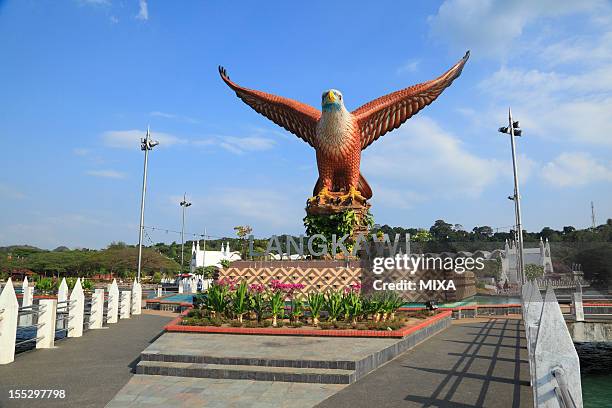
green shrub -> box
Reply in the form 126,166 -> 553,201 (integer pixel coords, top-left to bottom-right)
232,281 -> 250,323
269,291 -> 285,327
307,292 -> 325,326
152,271 -> 162,284
290,297 -> 304,322
35,277 -> 55,294
81,279 -> 94,291
342,291 -> 363,324
324,290 -> 344,322
249,290 -> 267,322
207,283 -> 231,318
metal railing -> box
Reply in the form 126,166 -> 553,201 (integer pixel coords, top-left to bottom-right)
522,280 -> 583,407
0,277 -> 143,364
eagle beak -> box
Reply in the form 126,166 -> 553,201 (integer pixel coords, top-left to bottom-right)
326,91 -> 336,103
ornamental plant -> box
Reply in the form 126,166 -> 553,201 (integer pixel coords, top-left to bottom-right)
232,281 -> 250,323
290,296 -> 304,322
307,292 -> 325,326
324,289 -> 344,322
249,284 -> 267,322
343,291 -> 363,325
207,282 -> 231,318
269,290 -> 285,327
365,293 -> 385,322
381,291 -> 404,321
35,277 -> 55,294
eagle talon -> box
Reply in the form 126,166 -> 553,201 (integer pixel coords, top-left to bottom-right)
340,187 -> 366,204
308,187 -> 334,205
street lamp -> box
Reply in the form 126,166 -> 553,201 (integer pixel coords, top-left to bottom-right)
499,108 -> 525,285
179,193 -> 192,272
136,126 -> 159,283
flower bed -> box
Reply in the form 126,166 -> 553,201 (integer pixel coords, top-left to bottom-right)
165,277 -> 450,338
166,308 -> 450,338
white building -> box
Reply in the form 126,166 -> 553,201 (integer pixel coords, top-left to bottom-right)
190,241 -> 241,272
500,237 -> 553,283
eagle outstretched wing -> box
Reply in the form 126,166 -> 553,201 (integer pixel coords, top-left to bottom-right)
353,51 -> 470,150
218,66 -> 321,147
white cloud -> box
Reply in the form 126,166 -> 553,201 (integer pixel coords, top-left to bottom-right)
396,59 -> 420,75
101,129 -> 185,149
541,152 -> 612,187
478,66 -> 612,146
371,186 -> 426,210
110,15 -> 119,24
194,135 -> 276,154
362,116 -> 505,199
86,169 -> 126,179
78,0 -> 110,5
149,111 -> 200,124
170,188 -> 304,233
136,0 -> 148,20
428,0 -> 608,57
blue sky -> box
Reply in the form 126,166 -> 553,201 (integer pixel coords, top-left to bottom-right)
1,0 -> 611,249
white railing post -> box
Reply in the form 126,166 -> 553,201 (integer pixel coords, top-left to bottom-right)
0,278 -> 19,364
178,278 -> 184,294
89,289 -> 104,329
107,279 -> 119,324
19,277 -> 33,327
68,278 -> 84,338
156,285 -> 163,298
57,277 -> 68,306
120,291 -> 131,319
131,281 -> 142,315
36,299 -> 57,349
534,287 -> 583,408
190,278 -> 197,294
572,283 -> 584,323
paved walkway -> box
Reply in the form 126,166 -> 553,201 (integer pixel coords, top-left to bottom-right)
316,318 -> 532,408
0,313 -> 173,408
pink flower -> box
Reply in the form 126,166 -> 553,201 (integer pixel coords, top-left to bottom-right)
345,282 -> 362,293
216,277 -> 237,290
248,283 -> 266,294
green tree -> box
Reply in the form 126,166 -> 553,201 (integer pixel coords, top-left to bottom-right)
525,264 -> 544,281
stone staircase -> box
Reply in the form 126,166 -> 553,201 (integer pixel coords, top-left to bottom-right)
135,315 -> 451,384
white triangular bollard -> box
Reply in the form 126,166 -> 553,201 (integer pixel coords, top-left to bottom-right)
0,279 -> 19,364
120,291 -> 131,319
68,278 -> 84,338
107,279 -> 119,324
131,281 -> 142,315
36,299 -> 57,348
89,289 -> 104,329
20,277 -> 33,327
58,277 -> 68,313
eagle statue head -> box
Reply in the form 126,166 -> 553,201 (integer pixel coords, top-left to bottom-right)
321,89 -> 344,112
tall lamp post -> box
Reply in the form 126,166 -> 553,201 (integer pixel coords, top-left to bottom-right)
179,193 -> 192,273
499,108 -> 525,284
137,126 -> 159,283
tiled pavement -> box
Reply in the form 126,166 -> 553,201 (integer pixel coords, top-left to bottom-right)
105,375 -> 345,408
0,314 -> 174,408
142,332 -> 402,361
106,318 -> 530,407
316,318 -> 532,408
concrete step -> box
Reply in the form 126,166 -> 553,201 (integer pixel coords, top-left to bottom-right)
140,351 -> 356,370
136,360 -> 356,384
